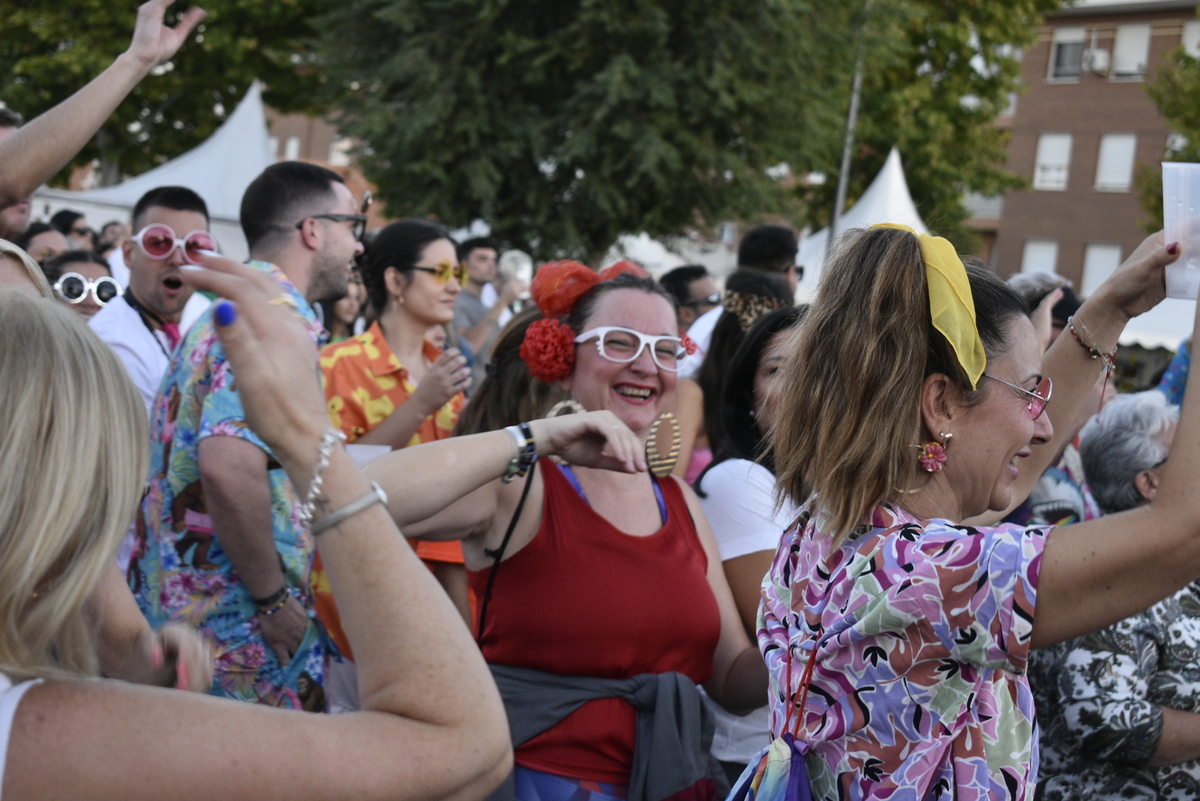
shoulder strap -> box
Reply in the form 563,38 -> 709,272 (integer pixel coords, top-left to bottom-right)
476,461 -> 538,647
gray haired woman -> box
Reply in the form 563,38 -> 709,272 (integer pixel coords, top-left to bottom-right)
1031,390 -> 1196,800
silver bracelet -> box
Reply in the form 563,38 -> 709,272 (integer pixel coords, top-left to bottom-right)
299,428 -> 347,527
310,482 -> 389,536
502,423 -> 537,483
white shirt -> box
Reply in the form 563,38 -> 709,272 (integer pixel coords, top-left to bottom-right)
89,292 -> 211,415
480,281 -> 513,328
106,248 -> 130,288
0,673 -> 41,796
696,458 -> 798,763
677,304 -> 723,379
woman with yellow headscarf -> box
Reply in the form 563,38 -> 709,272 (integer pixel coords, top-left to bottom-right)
750,225 -> 1200,799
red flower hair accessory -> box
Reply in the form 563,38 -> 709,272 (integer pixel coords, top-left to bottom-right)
681,335 -> 698,356
529,259 -> 649,319
520,318 -> 577,383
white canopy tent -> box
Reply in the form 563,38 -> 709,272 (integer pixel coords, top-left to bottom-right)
795,147 -> 928,301
31,81 -> 274,262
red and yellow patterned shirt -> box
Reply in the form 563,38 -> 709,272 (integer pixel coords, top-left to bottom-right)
315,321 -> 467,656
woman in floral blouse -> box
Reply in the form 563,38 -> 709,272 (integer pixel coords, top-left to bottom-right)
763,225 -> 1200,800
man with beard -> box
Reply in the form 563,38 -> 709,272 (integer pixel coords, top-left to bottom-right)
131,162 -> 365,710
90,186 -> 213,414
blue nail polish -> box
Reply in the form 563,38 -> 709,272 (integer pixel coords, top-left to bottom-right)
215,301 -> 236,327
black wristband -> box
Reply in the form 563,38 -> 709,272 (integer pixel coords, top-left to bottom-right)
251,584 -> 289,611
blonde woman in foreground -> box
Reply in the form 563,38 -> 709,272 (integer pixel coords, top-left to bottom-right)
0,251 -> 521,801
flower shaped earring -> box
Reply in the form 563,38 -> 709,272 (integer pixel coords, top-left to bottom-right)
918,432 -> 953,473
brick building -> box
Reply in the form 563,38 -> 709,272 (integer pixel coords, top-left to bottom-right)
982,0 -> 1199,294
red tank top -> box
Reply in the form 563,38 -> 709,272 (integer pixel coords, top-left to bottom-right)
467,460 -> 721,784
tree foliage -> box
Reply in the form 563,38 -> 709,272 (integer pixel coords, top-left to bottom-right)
1137,44 -> 1200,233
320,0 -> 857,262
0,0 -> 329,185
798,0 -> 1063,252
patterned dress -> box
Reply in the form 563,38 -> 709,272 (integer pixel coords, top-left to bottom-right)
1030,582 -> 1200,800
131,261 -> 329,711
759,503 -> 1049,800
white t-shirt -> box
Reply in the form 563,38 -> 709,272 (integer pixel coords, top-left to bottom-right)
89,292 -> 211,416
106,248 -> 130,288
696,458 -> 798,763
678,304 -> 723,379
0,673 -> 41,795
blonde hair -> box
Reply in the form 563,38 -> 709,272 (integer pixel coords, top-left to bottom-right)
0,238 -> 54,298
0,290 -> 148,680
772,227 -> 1027,544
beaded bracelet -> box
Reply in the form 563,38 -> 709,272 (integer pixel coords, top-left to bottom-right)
502,422 -> 538,483
255,588 -> 291,616
299,428 -> 347,527
1067,315 -> 1118,371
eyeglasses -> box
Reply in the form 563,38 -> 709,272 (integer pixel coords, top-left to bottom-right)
54,272 -> 120,306
410,259 -> 469,288
132,224 -> 217,264
70,225 -> 92,238
295,193 -> 373,242
681,291 -> 721,309
983,374 -> 1053,420
574,326 -> 687,372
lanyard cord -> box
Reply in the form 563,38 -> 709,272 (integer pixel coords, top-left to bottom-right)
123,288 -> 172,359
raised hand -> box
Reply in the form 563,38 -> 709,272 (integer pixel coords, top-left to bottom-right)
529,411 -> 647,474
411,348 -> 471,413
1092,231 -> 1178,321
125,0 -> 207,69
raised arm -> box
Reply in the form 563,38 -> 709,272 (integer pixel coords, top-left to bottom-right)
5,255 -> 511,801
0,0 -> 204,207
968,233 -> 1176,525
1033,243 -> 1200,648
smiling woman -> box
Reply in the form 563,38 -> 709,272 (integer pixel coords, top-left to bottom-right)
353,258 -> 767,799
752,223 -> 1200,800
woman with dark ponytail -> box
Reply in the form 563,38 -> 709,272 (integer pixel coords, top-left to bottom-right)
759,224 -> 1200,799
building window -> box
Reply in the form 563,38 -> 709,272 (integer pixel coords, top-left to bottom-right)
284,136 -> 301,161
1184,20 -> 1200,58
1034,133 -> 1072,191
1095,134 -> 1137,192
1112,23 -> 1151,79
329,137 -> 353,167
1083,243 -> 1122,296
1022,239 -> 1059,274
1049,26 -> 1085,80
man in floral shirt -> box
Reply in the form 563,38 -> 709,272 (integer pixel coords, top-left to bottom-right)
132,162 -> 364,709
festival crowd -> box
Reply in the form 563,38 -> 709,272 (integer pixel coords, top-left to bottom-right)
5,3 -> 1200,800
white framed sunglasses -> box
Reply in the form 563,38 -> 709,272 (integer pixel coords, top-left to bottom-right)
574,326 -> 687,372
54,272 -> 120,306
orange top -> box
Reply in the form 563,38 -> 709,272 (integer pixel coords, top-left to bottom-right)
314,322 -> 466,657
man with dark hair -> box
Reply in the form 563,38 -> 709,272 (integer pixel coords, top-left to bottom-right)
660,264 -> 719,334
0,108 -> 30,241
132,161 -> 365,709
679,225 -> 801,378
454,235 -> 525,390
89,185 -> 213,414
737,224 -> 800,288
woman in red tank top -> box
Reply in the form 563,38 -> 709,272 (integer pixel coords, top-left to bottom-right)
361,261 -> 769,800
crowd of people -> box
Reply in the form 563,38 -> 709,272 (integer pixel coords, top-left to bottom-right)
6,3 -> 1200,801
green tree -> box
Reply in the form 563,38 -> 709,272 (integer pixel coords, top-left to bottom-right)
319,0 -> 858,262
801,0 -> 1064,253
1136,43 -> 1200,233
0,0 -> 329,185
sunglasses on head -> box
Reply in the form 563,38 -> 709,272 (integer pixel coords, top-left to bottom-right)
133,224 -> 217,264
410,259 -> 469,288
54,272 -> 120,306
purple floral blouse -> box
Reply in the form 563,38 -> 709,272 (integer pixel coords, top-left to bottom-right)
759,503 -> 1050,800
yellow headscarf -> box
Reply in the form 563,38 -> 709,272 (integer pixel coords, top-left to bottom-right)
872,223 -> 986,389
